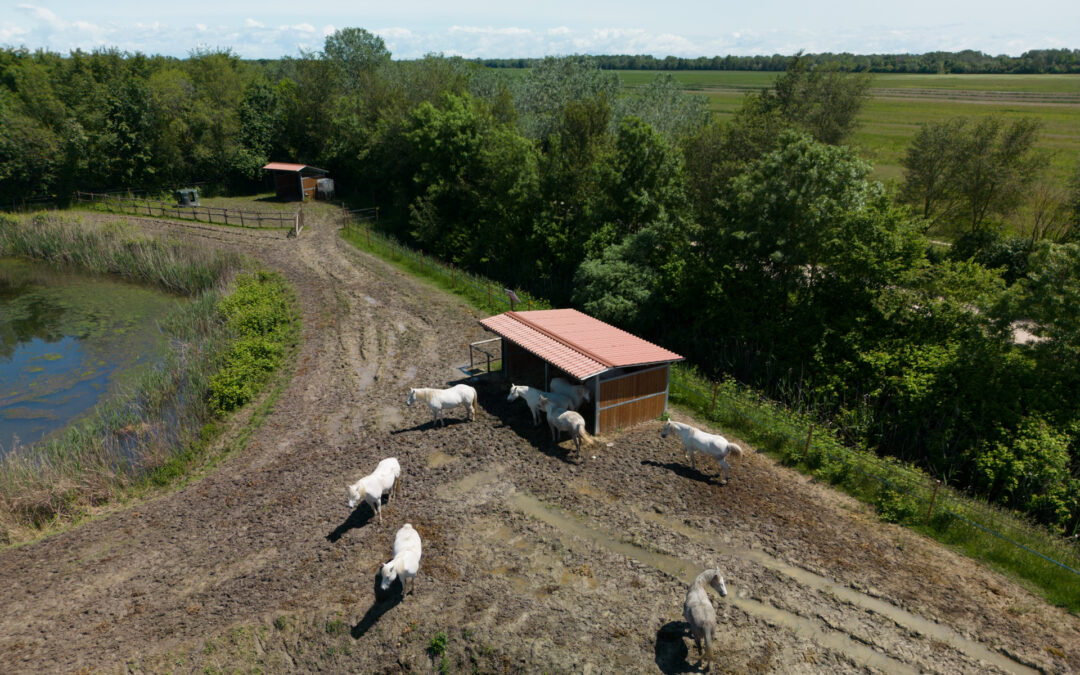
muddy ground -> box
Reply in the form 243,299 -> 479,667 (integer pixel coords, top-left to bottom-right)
1,210 -> 1078,675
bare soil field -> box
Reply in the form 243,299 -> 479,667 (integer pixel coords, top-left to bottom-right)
1,210 -> 1078,674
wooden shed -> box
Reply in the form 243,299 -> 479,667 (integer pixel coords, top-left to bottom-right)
479,309 -> 683,435
261,162 -> 329,201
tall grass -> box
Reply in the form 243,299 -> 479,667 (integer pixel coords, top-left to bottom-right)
339,219 -> 1080,613
0,213 -> 299,544
0,213 -> 236,293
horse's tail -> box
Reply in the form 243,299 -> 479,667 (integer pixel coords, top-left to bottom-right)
729,443 -> 743,458
470,390 -> 478,420
579,427 -> 597,446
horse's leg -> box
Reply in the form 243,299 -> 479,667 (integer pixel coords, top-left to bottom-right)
719,458 -> 729,483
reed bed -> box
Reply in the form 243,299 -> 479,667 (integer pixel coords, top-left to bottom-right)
0,213 -> 298,543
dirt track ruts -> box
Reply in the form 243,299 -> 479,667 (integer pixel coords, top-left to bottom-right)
1,212 -> 1078,674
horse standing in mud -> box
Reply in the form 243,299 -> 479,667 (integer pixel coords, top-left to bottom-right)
407,385 -> 477,427
661,420 -> 743,482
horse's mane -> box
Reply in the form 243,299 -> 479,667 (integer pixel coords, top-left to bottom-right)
411,388 -> 436,402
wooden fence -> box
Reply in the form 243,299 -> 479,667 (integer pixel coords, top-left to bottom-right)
73,191 -> 299,230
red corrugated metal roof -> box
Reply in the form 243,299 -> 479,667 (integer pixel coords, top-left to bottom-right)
479,309 -> 683,380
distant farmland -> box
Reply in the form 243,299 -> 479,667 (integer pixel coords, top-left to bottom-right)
618,71 -> 1080,182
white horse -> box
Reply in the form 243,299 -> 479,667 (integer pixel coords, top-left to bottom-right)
661,420 -> 743,482
684,566 -> 727,671
549,377 -> 591,411
407,384 -> 477,427
539,395 -> 596,455
507,384 -> 573,426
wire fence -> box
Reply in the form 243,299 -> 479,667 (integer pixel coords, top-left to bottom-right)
73,191 -> 299,229
667,371 -> 1080,579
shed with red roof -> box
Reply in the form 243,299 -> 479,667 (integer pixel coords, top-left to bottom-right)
262,162 -> 330,201
479,309 -> 683,434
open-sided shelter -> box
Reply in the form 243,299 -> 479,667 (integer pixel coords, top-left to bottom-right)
479,309 -> 683,434
262,162 -> 330,201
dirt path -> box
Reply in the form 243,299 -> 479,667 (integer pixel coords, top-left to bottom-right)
1,213 -> 1078,674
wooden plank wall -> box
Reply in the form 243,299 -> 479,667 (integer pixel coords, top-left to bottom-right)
597,366 -> 668,433
599,394 -> 666,433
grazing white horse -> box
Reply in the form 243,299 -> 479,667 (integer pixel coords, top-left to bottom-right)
539,395 -> 596,455
507,384 -> 573,426
549,377 -> 590,411
407,384 -> 477,427
380,523 -> 422,599
684,566 -> 727,671
661,420 -> 743,482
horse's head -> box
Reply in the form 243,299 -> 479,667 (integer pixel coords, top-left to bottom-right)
379,558 -> 400,591
582,387 -> 591,402
709,567 -> 728,597
538,395 -> 549,412
661,420 -> 671,438
347,483 -> 362,509
406,388 -> 416,406
507,385 -> 520,402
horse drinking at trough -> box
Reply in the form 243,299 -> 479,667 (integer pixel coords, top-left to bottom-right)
507,384 -> 572,426
538,395 -> 596,455
407,384 -> 477,427
661,420 -> 743,482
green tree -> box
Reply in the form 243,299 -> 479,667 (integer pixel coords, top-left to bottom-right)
900,116 -> 1044,233
751,54 -> 873,145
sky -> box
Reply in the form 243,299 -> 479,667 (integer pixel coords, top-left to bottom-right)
2,1 -> 1078,60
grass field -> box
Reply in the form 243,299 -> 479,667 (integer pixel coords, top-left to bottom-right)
617,70 -> 1080,183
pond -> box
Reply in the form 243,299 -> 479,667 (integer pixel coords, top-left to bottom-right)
0,257 -> 184,455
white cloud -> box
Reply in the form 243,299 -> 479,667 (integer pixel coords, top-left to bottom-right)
245,19 -> 265,29
18,4 -> 65,30
196,23 -> 207,32
291,23 -> 316,33
322,24 -> 335,37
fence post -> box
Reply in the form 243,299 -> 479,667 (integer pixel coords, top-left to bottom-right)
487,280 -> 492,309
926,479 -> 942,525
451,263 -> 455,287
803,423 -> 816,461
711,382 -> 719,414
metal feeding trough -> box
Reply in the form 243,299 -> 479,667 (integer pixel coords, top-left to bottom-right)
174,188 -> 200,207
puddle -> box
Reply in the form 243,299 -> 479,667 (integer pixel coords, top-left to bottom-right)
507,490 -> 997,675
364,296 -> 378,306
637,509 -> 1037,675
427,450 -> 457,468
376,405 -> 403,430
438,469 -> 500,499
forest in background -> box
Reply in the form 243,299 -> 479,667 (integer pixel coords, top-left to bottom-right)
2,36 -> 1080,535
480,49 -> 1080,73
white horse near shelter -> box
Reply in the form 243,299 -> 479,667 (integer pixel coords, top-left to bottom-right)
507,384 -> 573,426
539,395 -> 596,455
407,384 -> 477,427
549,377 -> 591,411
661,420 -> 743,482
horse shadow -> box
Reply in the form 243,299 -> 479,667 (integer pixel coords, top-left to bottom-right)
326,504 -> 377,543
641,460 -> 721,486
390,417 -> 470,435
654,620 -> 705,674
352,571 -> 403,639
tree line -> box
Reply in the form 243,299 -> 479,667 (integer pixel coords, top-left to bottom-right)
2,36 -> 1080,534
478,49 -> 1080,74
